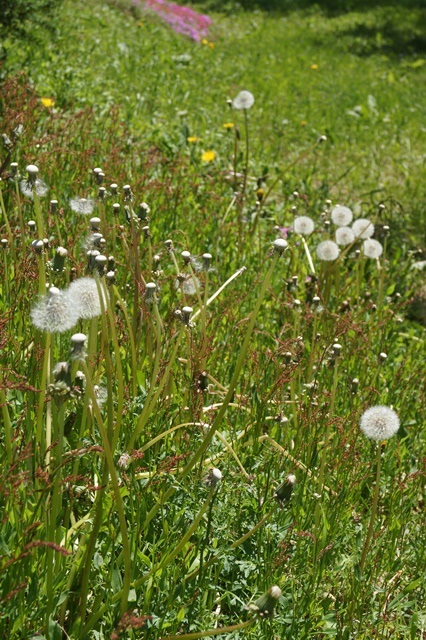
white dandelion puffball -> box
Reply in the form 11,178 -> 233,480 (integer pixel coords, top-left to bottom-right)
31,287 -> 79,333
363,238 -> 383,258
316,240 -> 340,261
294,215 -> 315,236
331,205 -> 353,227
20,178 -> 49,198
336,226 -> 355,246
233,90 -> 255,110
70,197 -> 95,215
68,277 -> 107,319
352,218 -> 374,239
360,405 -> 400,441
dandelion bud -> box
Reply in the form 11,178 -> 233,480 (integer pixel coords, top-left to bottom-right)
92,232 -> 103,247
226,97 -> 232,108
98,186 -> 106,200
181,306 -> 193,325
181,250 -> 191,264
28,220 -> 37,234
293,299 -> 301,309
1,238 -> 8,249
205,467 -> 222,487
138,202 -> 150,221
165,239 -> 173,250
31,239 -> 44,254
53,361 -> 70,383
202,252 -> 212,271
383,225 -> 390,236
378,203 -> 386,212
312,295 -> 321,307
379,352 -> 387,363
145,282 -> 157,303
112,203 -> 120,216
86,249 -> 100,272
123,184 -> 132,199
107,256 -> 115,271
292,191 -> 299,198
52,246 -> 68,272
92,167 -> 102,177
110,183 -> 118,195
2,134 -> 13,151
332,343 -> 342,357
274,474 -> 296,506
95,254 -> 107,276
90,217 -> 101,231
96,172 -> 105,185
284,351 -> 292,364
273,238 -> 288,254
26,164 -> 39,184
248,585 -> 282,617
106,270 -> 115,285
13,124 -> 23,140
319,135 -> 327,142
351,378 -> 359,393
74,370 -> 86,392
70,333 -> 87,360
142,225 -> 150,238
10,162 -> 18,177
153,254 -> 161,269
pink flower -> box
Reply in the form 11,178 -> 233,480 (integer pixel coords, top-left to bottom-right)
144,0 -> 212,41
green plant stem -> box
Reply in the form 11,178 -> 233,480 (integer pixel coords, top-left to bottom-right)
359,444 -> 382,573
159,619 -> 255,640
0,387 -> 13,464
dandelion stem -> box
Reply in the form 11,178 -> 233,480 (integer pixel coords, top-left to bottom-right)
359,444 -> 382,573
159,618 -> 255,639
191,266 -> 246,321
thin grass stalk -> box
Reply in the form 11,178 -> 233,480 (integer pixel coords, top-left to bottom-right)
113,284 -> 138,395
0,185 -> 15,255
159,619 -> 255,639
359,444 -> 382,573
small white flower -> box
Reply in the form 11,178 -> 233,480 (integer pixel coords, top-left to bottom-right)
70,197 -> 95,215
316,240 -> 340,261
363,238 -> 383,258
360,405 -> 400,441
352,218 -> 374,239
233,90 -> 255,110
31,287 -> 79,333
335,226 -> 355,246
331,205 -> 353,227
293,215 -> 314,236
68,277 -> 107,319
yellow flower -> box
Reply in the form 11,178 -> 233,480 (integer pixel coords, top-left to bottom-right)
202,38 -> 208,45
208,42 -> 215,49
311,64 -> 318,70
41,98 -> 54,108
300,120 -> 307,126
223,122 -> 234,129
187,136 -> 200,143
201,150 -> 216,162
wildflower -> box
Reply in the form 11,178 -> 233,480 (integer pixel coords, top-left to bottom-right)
360,405 -> 400,441
20,165 -> 48,198
70,197 -> 95,215
300,120 -> 307,126
31,287 -> 79,333
311,64 -> 318,70
316,240 -> 340,261
293,215 -> 314,236
208,41 -> 214,49
223,122 -> 234,129
352,218 -> 374,239
202,38 -> 208,45
68,277 -> 107,319
201,150 -> 216,162
335,226 -> 355,246
363,238 -> 383,258
233,90 -> 255,110
41,98 -> 54,108
331,205 -> 353,227
248,586 -> 282,617
187,136 -> 200,143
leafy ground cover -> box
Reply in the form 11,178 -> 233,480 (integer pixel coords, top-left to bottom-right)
0,1 -> 425,638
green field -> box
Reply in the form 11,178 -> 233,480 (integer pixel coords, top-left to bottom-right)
1,1 -> 425,638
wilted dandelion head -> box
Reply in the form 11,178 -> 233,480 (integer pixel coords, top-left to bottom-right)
175,274 -> 200,296
331,205 -> 353,227
360,405 -> 400,441
68,277 -> 107,319
70,197 -> 95,215
20,177 -> 48,198
352,218 -> 374,239
233,90 -> 255,110
293,215 -> 314,236
31,286 -> 79,333
335,226 -> 355,246
316,240 -> 340,261
363,238 -> 383,258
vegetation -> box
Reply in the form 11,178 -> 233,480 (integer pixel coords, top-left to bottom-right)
0,0 -> 425,638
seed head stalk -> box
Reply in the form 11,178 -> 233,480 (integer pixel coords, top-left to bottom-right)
359,444 -> 382,573
0,184 -> 15,257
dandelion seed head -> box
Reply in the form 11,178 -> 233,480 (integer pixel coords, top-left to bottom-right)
233,90 -> 255,110
316,240 -> 340,261
352,218 -> 374,239
293,215 -> 315,236
360,405 -> 400,441
331,205 -> 353,227
20,178 -> 48,198
68,277 -> 107,319
70,197 -> 95,215
335,226 -> 355,246
31,286 -> 79,333
363,238 -> 383,258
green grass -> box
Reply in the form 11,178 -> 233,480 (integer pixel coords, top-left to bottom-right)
0,1 -> 425,638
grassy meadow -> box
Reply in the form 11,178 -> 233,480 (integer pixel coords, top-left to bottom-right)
0,0 -> 425,638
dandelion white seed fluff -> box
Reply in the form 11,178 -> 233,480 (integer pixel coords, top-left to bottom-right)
20,178 -> 48,198
293,215 -> 315,236
360,405 -> 400,441
352,218 -> 374,239
331,205 -> 353,227
175,275 -> 200,296
335,226 -> 355,246
70,197 -> 95,215
316,240 -> 340,261
233,90 -> 255,110
68,277 -> 107,319
31,287 -> 79,333
363,238 -> 383,258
